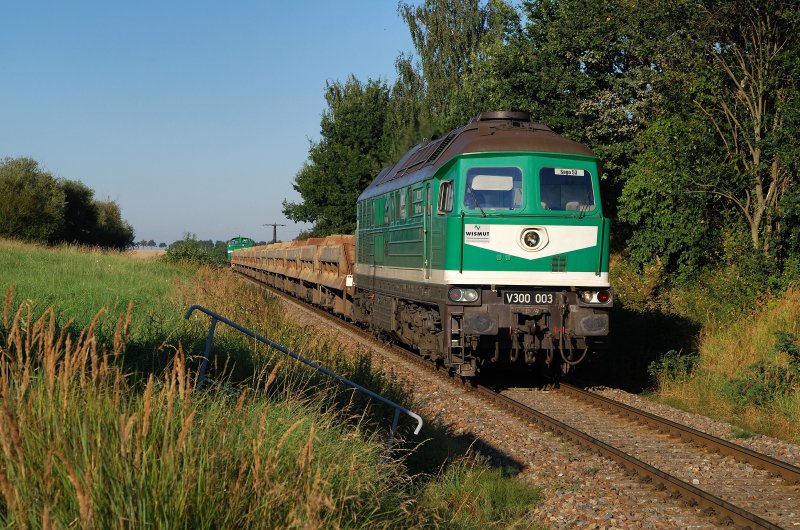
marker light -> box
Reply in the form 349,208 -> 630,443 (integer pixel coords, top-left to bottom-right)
579,290 -> 611,304
448,288 -> 479,303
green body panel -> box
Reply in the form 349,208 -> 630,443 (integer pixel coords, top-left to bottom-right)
453,216 -> 607,272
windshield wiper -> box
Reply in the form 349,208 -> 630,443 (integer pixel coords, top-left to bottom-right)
466,188 -> 487,218
578,191 -> 592,219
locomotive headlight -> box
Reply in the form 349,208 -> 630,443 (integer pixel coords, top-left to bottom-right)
519,228 -> 547,251
463,289 -> 479,302
448,287 -> 479,303
522,230 -> 540,248
581,290 -> 595,303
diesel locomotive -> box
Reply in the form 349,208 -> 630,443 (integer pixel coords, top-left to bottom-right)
227,236 -> 254,262
232,111 -> 611,377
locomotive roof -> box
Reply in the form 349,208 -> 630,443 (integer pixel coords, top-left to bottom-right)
358,112 -> 595,201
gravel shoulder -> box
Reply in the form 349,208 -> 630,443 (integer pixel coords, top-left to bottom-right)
590,386 -> 800,468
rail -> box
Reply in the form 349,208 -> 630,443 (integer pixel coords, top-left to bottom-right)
184,304 -> 423,446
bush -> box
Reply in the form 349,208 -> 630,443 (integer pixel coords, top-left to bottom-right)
722,332 -> 800,410
647,349 -> 699,386
163,235 -> 227,267
419,461 -> 541,529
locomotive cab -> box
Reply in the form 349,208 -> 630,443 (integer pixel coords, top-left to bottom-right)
421,130 -> 610,375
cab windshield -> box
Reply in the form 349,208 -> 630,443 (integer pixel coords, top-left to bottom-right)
463,167 -> 522,210
539,167 -> 595,211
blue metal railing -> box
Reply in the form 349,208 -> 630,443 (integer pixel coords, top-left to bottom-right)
184,305 -> 423,446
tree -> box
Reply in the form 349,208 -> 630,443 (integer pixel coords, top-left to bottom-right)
93,200 -> 135,249
691,0 -> 799,254
389,0 -> 507,146
619,0 -> 799,279
619,114 -> 725,279
0,157 -> 65,243
462,0 -> 688,224
382,54 -> 430,162
282,76 -> 390,236
60,179 -> 98,244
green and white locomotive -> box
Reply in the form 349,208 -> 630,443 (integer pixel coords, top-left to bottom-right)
352,112 -> 611,377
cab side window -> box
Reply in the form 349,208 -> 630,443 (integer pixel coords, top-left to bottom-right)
437,180 -> 454,213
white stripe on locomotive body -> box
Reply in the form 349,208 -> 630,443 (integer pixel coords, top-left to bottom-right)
355,264 -> 610,288
463,224 -> 598,260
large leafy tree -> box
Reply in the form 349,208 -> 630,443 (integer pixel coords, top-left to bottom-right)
382,55 -> 429,163
0,156 -> 135,249
385,0 -> 507,154
93,200 -> 135,249
282,77 -> 390,236
690,0 -> 799,254
399,0 -> 491,125
619,0 -> 799,277
0,157 -> 65,243
461,0 -> 687,223
619,114 -> 726,278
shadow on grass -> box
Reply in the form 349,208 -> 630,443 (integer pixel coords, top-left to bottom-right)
579,305 -> 700,392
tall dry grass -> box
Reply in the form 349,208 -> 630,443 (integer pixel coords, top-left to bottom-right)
0,287 -> 413,528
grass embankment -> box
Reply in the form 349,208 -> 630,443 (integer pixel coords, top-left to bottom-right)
651,291 -> 800,441
0,239 -> 542,528
612,258 -> 800,443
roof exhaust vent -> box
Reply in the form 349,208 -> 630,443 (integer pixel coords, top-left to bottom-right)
473,111 -> 531,122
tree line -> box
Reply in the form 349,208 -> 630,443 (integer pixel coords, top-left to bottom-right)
0,157 -> 135,249
283,0 -> 798,286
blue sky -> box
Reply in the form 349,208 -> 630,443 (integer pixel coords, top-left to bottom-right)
1,1 -> 413,244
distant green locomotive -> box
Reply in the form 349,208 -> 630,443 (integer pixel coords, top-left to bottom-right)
353,112 -> 611,377
227,236 -> 254,262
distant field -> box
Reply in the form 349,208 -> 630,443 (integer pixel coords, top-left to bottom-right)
127,248 -> 167,259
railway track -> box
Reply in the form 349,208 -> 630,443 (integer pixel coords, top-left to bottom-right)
237,272 -> 800,529
496,386 -> 800,529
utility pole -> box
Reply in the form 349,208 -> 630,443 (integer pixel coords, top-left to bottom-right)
263,223 -> 286,244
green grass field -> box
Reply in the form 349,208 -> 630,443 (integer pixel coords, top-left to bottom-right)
0,240 -> 189,344
0,239 -> 543,528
